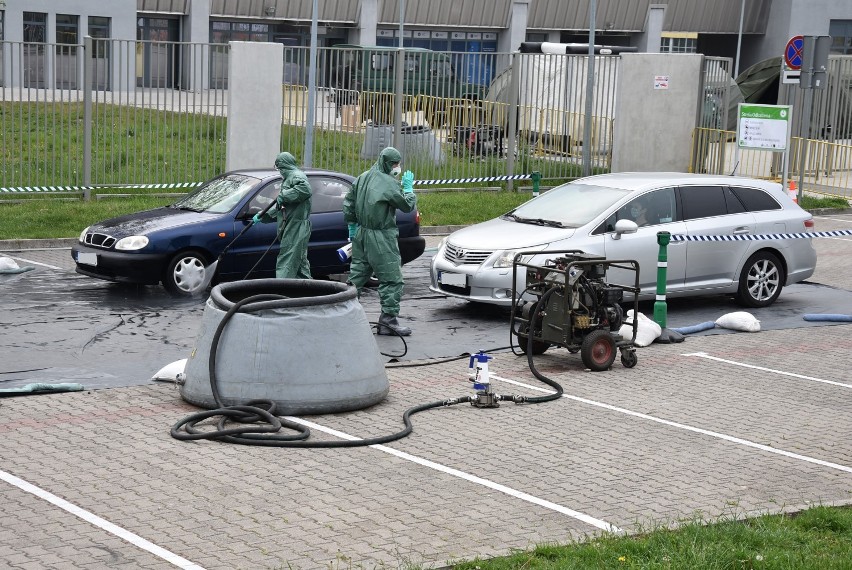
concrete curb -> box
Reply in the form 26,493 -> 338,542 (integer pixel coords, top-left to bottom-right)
0,238 -> 78,251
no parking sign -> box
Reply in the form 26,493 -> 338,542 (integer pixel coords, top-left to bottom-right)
784,35 -> 804,70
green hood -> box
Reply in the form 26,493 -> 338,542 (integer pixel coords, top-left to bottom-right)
375,147 -> 402,175
275,151 -> 298,174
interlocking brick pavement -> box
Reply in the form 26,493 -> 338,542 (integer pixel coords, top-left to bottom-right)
2,322 -> 852,569
2,217 -> 851,569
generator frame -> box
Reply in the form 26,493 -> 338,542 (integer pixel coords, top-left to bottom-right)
509,249 -> 641,371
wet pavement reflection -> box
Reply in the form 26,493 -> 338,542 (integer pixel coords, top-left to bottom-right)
2,251 -> 850,390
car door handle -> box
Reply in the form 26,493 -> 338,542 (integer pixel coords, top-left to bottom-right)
733,227 -> 751,235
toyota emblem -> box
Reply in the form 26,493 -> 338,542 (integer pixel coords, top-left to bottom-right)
456,249 -> 466,259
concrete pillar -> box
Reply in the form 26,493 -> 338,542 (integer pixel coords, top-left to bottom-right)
226,42 -> 284,171
637,4 -> 666,53
185,0 -> 210,91
354,0 -> 378,46
498,0 -> 530,53
611,53 -> 703,172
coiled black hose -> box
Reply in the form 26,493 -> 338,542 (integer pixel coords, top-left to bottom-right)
170,291 -> 472,447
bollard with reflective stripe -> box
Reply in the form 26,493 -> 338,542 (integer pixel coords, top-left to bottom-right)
654,231 -> 671,329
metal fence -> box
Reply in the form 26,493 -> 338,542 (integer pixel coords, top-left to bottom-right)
693,55 -> 852,199
278,46 -> 620,187
1,38 -> 229,191
1,39 -> 624,193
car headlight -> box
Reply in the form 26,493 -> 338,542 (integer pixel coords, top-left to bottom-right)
78,226 -> 89,243
492,250 -> 520,269
115,235 -> 149,251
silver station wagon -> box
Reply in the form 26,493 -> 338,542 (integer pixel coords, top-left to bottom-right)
430,172 -> 816,308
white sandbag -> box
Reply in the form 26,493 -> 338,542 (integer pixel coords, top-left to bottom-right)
151,358 -> 187,382
619,310 -> 662,347
715,311 -> 761,332
0,256 -> 20,271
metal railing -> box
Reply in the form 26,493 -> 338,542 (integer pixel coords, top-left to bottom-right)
1,40 -> 656,193
690,128 -> 852,199
1,38 -> 229,192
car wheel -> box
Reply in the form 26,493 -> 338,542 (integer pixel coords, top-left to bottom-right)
580,329 -> 616,372
736,251 -> 783,308
163,250 -> 209,296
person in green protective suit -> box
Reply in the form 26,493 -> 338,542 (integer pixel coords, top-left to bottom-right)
252,151 -> 313,279
343,147 -> 417,336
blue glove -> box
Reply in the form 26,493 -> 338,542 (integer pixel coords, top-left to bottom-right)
251,213 -> 262,225
348,223 -> 359,241
401,170 -> 415,194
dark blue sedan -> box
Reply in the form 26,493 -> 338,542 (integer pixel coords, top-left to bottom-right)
71,168 -> 426,295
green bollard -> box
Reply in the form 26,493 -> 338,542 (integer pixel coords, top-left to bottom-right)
653,231 -> 671,329
532,171 -> 541,197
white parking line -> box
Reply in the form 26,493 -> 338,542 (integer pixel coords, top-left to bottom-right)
0,469 -> 206,569
683,352 -> 852,389
287,416 -> 621,533
489,374 -> 852,476
6,255 -> 63,270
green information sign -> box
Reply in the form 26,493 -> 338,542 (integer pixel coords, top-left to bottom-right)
737,104 -> 791,151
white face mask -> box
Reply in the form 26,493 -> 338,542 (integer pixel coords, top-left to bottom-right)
630,206 -> 641,218
391,166 -> 402,177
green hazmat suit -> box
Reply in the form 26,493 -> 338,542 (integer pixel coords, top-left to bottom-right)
343,147 -> 417,316
260,152 -> 313,279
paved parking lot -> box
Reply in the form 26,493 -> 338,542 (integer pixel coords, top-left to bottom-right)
1,215 -> 851,569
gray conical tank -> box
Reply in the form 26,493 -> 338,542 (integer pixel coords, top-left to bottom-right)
181,278 -> 388,415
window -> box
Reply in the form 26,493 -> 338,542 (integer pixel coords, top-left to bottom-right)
729,187 -> 781,212
679,186 -> 727,220
829,20 -> 852,55
723,187 -> 746,214
310,178 -> 350,213
660,36 -> 696,54
24,12 -> 46,43
210,21 -> 272,44
89,16 -> 111,58
56,15 -> 79,45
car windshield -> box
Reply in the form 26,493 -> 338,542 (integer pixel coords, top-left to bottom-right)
172,174 -> 261,214
506,183 -> 629,227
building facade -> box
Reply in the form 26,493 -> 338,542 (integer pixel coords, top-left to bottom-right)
1,0 -> 851,82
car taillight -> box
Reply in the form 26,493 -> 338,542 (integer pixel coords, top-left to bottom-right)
804,218 -> 814,230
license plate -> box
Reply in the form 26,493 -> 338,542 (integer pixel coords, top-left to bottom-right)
439,271 -> 466,287
77,252 -> 98,267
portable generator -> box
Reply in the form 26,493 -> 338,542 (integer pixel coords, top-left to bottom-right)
510,250 -> 640,371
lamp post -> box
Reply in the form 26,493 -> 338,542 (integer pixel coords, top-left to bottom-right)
304,0 -> 319,166
734,0 -> 745,78
582,0 -> 596,177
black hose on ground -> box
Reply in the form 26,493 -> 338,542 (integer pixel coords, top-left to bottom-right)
502,285 -> 565,405
170,291 -> 474,447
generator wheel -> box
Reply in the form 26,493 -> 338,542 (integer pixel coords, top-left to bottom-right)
516,333 -> 550,355
581,330 -> 616,371
620,348 -> 638,368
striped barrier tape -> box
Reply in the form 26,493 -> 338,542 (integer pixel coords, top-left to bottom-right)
2,177 -> 528,192
414,174 -> 533,186
670,228 -> 852,242
0,182 -> 204,193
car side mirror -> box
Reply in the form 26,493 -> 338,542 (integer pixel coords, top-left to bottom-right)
611,219 -> 638,240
